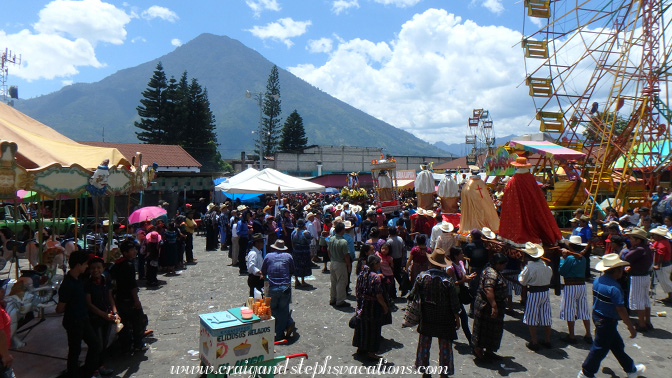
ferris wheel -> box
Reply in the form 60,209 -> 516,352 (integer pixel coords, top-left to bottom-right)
465,108 -> 497,166
522,0 -> 672,212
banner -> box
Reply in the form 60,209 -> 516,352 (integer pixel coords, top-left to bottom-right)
484,147 -> 517,176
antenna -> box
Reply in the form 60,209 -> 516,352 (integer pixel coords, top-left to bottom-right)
1,48 -> 21,103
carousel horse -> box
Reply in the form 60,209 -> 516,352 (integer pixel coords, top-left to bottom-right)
0,228 -> 39,269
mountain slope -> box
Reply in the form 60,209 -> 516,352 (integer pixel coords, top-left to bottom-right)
15,33 -> 446,158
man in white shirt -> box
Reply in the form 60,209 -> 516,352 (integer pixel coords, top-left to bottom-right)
518,242 -> 553,351
246,234 -> 265,297
306,213 -> 319,261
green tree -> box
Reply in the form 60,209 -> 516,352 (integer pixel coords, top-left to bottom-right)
279,110 -> 308,151
135,67 -> 221,172
582,111 -> 629,142
179,75 -> 220,172
134,62 -> 170,143
256,65 -> 282,158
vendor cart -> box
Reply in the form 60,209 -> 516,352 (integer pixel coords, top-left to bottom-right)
199,308 -> 308,377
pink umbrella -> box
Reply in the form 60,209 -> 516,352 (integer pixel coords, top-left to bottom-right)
128,206 -> 167,224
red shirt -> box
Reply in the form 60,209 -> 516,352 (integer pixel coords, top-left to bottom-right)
652,238 -> 672,264
0,307 -> 10,349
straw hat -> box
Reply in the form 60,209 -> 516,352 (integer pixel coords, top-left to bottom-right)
439,222 -> 454,233
595,253 -> 630,271
335,204 -> 344,211
343,220 -> 354,229
270,240 -> 288,251
566,235 -> 587,247
604,221 -> 622,231
569,217 -> 579,223
351,205 -> 362,213
306,212 -> 315,219
343,202 -> 350,207
207,203 -> 216,211
416,208 -> 425,216
304,204 -> 311,211
427,248 -> 451,267
425,210 -> 435,218
579,215 -> 591,222
310,200 -> 317,205
252,233 -> 265,242
481,227 -> 496,240
649,225 -> 669,238
625,227 -> 649,241
510,156 -> 532,168
523,242 -> 544,258
237,205 -> 247,211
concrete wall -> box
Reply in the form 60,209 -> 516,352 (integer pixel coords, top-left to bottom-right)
273,145 -> 454,176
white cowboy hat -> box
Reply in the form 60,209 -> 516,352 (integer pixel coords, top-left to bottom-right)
649,225 -> 669,238
270,240 -> 288,251
416,208 -> 425,216
425,210 -> 436,218
566,235 -> 587,247
604,221 -> 623,231
569,217 -> 579,223
523,242 -> 544,258
335,204 -> 344,211
237,205 -> 247,211
303,204 -> 311,211
207,203 -> 215,211
595,253 -> 630,271
439,222 -> 454,233
306,212 -> 315,218
481,227 -> 496,240
343,220 -> 354,229
625,227 -> 649,241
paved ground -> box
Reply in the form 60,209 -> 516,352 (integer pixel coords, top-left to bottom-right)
22,234 -> 672,377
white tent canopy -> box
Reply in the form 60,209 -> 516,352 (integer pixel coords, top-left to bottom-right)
215,168 -> 325,193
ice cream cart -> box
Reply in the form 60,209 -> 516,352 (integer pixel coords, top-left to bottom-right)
199,308 -> 307,377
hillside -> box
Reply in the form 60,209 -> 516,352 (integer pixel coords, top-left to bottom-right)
15,33 -> 446,158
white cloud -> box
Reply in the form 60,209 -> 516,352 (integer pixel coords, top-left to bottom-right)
482,0 -> 504,15
0,0 -> 132,81
141,5 -> 179,22
247,18 -> 312,48
0,29 -> 102,81
332,0 -> 359,15
34,0 -> 131,45
289,9 -> 533,143
307,38 -> 333,53
373,0 -> 421,7
62,80 -> 73,86
171,38 -> 182,47
131,36 -> 146,43
246,0 -> 281,17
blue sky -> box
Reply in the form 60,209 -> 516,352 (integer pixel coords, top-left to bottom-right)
2,0 -> 536,144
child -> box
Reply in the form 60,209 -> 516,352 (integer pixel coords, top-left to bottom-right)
356,244 -> 374,275
144,231 -> 161,287
377,243 -> 396,299
85,257 -> 118,376
57,251 -> 102,378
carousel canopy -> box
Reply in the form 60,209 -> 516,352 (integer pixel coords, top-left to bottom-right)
508,140 -> 586,161
215,168 -> 325,194
0,102 -> 128,169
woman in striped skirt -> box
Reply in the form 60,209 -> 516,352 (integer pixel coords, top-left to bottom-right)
622,228 -> 654,332
518,242 -> 553,351
558,236 -> 592,343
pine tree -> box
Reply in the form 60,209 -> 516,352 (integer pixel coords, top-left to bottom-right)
180,76 -> 220,171
279,110 -> 308,151
256,65 -> 282,158
135,62 -> 169,143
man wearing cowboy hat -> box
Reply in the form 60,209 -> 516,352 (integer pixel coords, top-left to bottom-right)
577,254 -> 645,378
246,234 -> 266,297
518,242 -> 553,351
328,222 -> 351,307
572,215 -> 593,244
262,240 -> 296,341
622,228 -> 654,331
650,225 -> 672,303
558,236 -> 592,344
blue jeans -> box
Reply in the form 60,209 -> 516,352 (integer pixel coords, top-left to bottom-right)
581,316 -> 635,377
268,285 -> 294,340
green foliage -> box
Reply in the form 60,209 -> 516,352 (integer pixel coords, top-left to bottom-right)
256,65 -> 282,158
582,111 -> 629,142
135,64 -> 220,171
279,110 -> 308,151
219,160 -> 234,173
134,62 -> 169,144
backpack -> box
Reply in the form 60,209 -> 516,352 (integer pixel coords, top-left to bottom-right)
343,209 -> 357,224
203,212 -> 214,227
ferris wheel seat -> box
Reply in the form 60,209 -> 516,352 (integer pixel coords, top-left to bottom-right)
522,39 -> 549,59
525,0 -> 550,18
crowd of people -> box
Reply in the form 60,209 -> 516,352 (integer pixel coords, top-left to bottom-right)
1,178 -> 671,378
